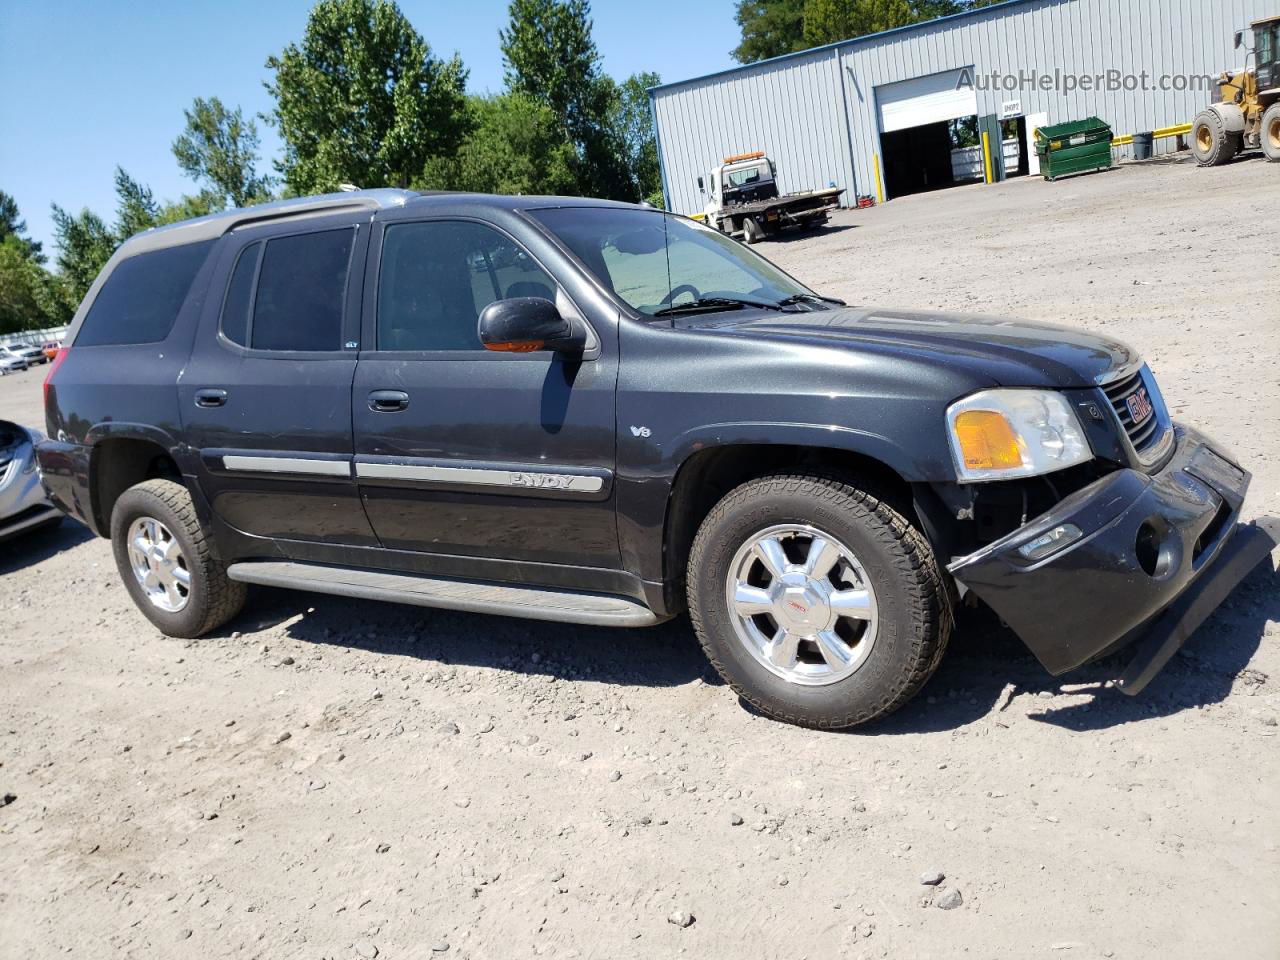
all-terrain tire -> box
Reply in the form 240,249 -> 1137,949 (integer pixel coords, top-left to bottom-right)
687,474 -> 951,729
1262,103 -> 1280,162
1191,109 -> 1240,166
110,478 -> 246,638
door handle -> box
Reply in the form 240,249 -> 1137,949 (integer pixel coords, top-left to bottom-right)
194,388 -> 228,408
368,389 -> 410,412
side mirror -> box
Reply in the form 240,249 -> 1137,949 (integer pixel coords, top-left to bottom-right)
1234,30 -> 1243,49
696,176 -> 705,192
478,297 -> 575,353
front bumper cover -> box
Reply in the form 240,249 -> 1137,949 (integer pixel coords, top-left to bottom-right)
1,430 -> 61,542
949,424 -> 1276,689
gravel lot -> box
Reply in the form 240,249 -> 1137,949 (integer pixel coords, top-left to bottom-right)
2,153 -> 1278,960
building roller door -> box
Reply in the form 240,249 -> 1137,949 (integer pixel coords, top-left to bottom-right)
876,67 -> 978,133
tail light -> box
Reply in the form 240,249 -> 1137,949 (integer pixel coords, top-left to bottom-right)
43,347 -> 69,409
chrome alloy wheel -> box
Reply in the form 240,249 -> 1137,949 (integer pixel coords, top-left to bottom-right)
126,516 -> 191,612
725,524 -> 878,686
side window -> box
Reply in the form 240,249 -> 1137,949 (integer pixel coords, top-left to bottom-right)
218,228 -> 353,352
219,242 -> 261,347
76,240 -> 214,347
377,221 -> 558,351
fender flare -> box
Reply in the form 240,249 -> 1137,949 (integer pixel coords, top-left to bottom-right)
84,422 -> 205,533
1205,102 -> 1246,134
666,420 -> 942,483
621,419 -> 950,591
84,421 -> 195,471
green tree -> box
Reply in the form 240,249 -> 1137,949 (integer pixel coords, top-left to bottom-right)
419,93 -> 578,197
610,72 -> 663,205
265,0 -> 469,193
500,0 -> 631,200
0,189 -> 44,263
49,204 -> 116,307
733,0 -> 1000,62
731,0 -> 806,63
0,236 -> 49,334
158,190 -> 227,225
173,97 -> 273,208
803,0 -> 911,44
114,167 -> 161,240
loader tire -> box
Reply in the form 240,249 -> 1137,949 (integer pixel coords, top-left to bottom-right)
1191,110 -> 1239,166
1262,103 -> 1280,163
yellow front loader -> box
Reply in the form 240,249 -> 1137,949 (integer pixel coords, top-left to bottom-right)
1191,15 -> 1280,165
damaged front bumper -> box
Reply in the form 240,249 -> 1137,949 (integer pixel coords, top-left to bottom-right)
948,424 -> 1277,693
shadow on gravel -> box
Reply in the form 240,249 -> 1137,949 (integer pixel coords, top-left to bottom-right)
225,586 -> 714,688
215,554 -> 1276,728
0,519 -> 94,575
819,554 -> 1278,736
1030,556 -> 1278,732
761,223 -> 858,246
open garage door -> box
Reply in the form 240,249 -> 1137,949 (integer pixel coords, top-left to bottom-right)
877,68 -> 978,134
876,68 -> 980,200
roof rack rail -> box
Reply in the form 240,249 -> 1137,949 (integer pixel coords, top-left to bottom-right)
119,189 -> 418,257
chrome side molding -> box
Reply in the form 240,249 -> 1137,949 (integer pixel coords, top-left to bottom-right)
355,460 -> 603,493
353,455 -> 612,499
220,454 -> 351,477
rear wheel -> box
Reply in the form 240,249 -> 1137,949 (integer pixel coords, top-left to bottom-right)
110,478 -> 246,638
1262,103 -> 1280,162
1191,109 -> 1239,166
742,216 -> 764,244
687,474 -> 950,729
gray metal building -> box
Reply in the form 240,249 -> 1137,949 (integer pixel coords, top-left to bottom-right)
650,0 -> 1273,214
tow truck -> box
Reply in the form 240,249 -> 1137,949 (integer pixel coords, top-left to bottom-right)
698,151 -> 845,243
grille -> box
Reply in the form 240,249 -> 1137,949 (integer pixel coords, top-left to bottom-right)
1102,369 -> 1161,452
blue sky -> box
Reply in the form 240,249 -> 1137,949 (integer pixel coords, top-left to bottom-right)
0,1 -> 739,253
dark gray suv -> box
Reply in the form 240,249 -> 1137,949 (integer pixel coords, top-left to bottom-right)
37,189 -> 1277,728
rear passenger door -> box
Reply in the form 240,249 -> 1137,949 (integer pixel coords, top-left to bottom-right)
178,213 -> 377,547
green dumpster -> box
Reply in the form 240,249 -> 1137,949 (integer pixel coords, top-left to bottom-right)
1034,117 -> 1113,181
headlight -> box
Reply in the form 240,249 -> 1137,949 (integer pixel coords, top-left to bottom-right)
946,389 -> 1091,483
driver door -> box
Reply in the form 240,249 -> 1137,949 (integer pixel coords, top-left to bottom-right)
351,216 -> 621,572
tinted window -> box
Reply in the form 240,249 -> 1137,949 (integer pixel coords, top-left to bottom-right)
76,240 -> 214,346
250,229 -> 353,352
377,221 -> 557,351
220,242 -> 261,347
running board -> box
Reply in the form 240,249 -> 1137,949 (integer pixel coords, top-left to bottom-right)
225,561 -> 663,627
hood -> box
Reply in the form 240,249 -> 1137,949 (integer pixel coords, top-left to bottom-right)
678,306 -> 1138,389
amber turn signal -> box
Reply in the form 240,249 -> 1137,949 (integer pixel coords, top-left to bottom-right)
952,409 -> 1024,471
483,340 -> 544,353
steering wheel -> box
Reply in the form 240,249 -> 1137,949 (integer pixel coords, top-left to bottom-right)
660,283 -> 702,306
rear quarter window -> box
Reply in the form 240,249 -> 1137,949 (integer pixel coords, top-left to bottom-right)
75,240 -> 214,347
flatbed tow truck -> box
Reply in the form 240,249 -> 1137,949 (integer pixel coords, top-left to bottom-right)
698,151 -> 844,243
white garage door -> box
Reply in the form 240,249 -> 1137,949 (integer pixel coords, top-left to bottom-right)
877,67 -> 979,133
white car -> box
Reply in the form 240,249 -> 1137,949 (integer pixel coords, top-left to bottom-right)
0,354 -> 27,375
2,343 -> 46,366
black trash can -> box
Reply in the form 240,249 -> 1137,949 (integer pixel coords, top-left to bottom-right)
1133,132 -> 1154,160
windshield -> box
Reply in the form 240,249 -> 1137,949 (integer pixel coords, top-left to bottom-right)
530,207 -> 814,316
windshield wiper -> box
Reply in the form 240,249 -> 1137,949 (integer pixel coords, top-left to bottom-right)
651,296 -> 788,317
776,292 -> 846,307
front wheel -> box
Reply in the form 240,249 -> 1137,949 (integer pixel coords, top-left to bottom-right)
1262,103 -> 1280,162
687,475 -> 950,729
1191,109 -> 1239,166
110,478 -> 246,638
